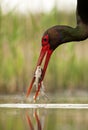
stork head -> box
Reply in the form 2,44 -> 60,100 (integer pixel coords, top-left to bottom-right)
36,26 -> 61,81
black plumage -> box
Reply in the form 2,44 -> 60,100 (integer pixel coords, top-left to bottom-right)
77,0 -> 88,24
42,0 -> 88,50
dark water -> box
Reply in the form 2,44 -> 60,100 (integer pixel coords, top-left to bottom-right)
0,95 -> 88,130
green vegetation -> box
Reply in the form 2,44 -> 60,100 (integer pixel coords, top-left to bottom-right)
0,8 -> 88,94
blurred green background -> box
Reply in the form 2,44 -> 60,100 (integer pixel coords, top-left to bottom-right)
0,5 -> 88,95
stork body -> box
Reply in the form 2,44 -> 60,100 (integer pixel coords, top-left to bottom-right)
77,0 -> 88,24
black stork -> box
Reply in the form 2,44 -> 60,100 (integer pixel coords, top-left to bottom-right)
26,0 -> 88,100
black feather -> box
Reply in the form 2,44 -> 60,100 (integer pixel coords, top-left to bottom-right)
77,0 -> 88,24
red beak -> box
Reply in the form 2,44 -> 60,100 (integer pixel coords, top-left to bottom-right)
26,34 -> 53,100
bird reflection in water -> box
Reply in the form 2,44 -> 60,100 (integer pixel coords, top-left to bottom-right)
26,110 -> 46,130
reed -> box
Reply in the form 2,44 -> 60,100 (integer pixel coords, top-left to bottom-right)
0,8 -> 88,94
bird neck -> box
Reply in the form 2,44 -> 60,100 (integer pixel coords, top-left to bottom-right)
59,25 -> 88,44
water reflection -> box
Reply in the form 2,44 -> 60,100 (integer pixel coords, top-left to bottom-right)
26,110 -> 44,130
0,108 -> 88,130
0,95 -> 88,130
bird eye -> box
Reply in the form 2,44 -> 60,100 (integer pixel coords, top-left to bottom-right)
42,34 -> 49,46
43,38 -> 47,41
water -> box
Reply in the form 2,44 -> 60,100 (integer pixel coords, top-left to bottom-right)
0,94 -> 88,130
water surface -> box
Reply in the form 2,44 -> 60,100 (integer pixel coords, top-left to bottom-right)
0,94 -> 88,130
0,108 -> 88,130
